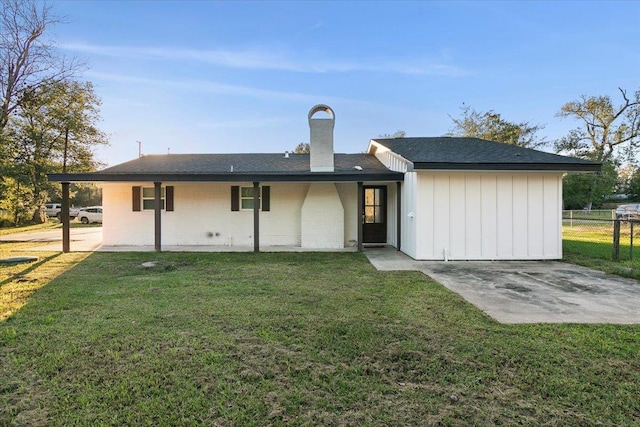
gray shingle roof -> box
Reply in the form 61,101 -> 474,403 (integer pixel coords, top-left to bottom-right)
49,153 -> 403,182
98,153 -> 384,174
48,136 -> 601,184
372,137 -> 601,171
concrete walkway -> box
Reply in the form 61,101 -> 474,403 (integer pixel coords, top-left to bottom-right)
365,248 -> 640,324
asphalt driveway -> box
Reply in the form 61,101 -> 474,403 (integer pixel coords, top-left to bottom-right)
366,248 -> 640,324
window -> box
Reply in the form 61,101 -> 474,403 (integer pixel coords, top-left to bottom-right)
241,186 -> 260,210
231,185 -> 270,212
132,186 -> 174,212
142,187 -> 165,210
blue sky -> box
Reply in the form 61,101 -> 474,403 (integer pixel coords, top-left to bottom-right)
52,1 -> 640,167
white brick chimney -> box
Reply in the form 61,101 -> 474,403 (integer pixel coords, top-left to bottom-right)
308,104 -> 335,172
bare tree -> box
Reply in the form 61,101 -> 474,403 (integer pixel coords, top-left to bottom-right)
0,0 -> 80,131
555,87 -> 640,162
379,130 -> 406,138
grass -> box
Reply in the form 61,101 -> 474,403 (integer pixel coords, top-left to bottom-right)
563,225 -> 640,279
1,248 -> 639,426
0,220 -> 99,237
562,209 -> 615,221
0,222 -> 59,236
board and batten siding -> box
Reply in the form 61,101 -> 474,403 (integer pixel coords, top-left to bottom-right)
409,172 -> 562,260
401,172 -> 419,259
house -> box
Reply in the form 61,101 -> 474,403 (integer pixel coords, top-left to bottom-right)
49,104 -> 600,260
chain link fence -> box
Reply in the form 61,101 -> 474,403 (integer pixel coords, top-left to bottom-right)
562,210 -> 640,261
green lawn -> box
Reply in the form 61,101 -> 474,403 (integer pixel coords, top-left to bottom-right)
1,251 -> 639,426
563,225 -> 640,279
0,220 -> 100,236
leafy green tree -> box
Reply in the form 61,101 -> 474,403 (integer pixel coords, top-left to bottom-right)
5,80 -> 107,223
556,88 -> 640,208
555,88 -> 640,163
0,0 -> 81,224
622,166 -> 640,202
0,175 -> 34,225
562,160 -> 618,210
293,142 -> 310,154
70,183 -> 102,207
616,164 -> 636,196
449,105 -> 546,148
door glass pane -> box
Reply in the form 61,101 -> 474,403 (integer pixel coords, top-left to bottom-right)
365,189 -> 374,205
374,208 -> 383,223
374,188 -> 381,206
365,206 -> 375,223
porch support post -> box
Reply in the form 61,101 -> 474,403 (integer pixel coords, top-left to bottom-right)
62,182 -> 70,253
253,181 -> 260,253
396,181 -> 401,251
357,182 -> 363,252
154,182 -> 162,252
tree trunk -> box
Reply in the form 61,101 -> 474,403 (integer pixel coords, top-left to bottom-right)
63,126 -> 69,173
31,206 -> 47,224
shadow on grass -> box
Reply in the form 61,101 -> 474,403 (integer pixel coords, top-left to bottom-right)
0,251 -> 93,322
0,253 -> 62,287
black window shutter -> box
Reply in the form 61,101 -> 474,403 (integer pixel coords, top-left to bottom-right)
231,186 -> 240,211
262,186 -> 270,212
132,186 -> 141,211
166,186 -> 174,211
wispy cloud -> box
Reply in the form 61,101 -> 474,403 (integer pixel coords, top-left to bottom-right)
62,42 -> 468,76
86,71 -> 354,104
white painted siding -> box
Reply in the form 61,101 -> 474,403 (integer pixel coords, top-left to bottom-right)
368,140 -> 413,173
386,183 -> 397,247
401,172 -> 418,259
480,175 -> 498,256
413,172 -> 563,260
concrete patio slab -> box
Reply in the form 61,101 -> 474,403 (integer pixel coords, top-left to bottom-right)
97,245 -> 357,253
365,248 -> 640,324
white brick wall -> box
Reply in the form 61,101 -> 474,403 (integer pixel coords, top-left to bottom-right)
335,183 -> 358,247
309,119 -> 335,172
102,182 -> 311,247
301,183 -> 345,248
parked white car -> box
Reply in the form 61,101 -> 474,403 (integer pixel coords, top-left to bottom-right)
77,206 -> 103,224
44,203 -> 80,220
615,203 -> 640,220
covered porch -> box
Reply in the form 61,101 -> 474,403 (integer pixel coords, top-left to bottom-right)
51,178 -> 403,254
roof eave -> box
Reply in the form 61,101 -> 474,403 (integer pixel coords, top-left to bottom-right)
412,162 -> 602,172
47,172 -> 405,183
